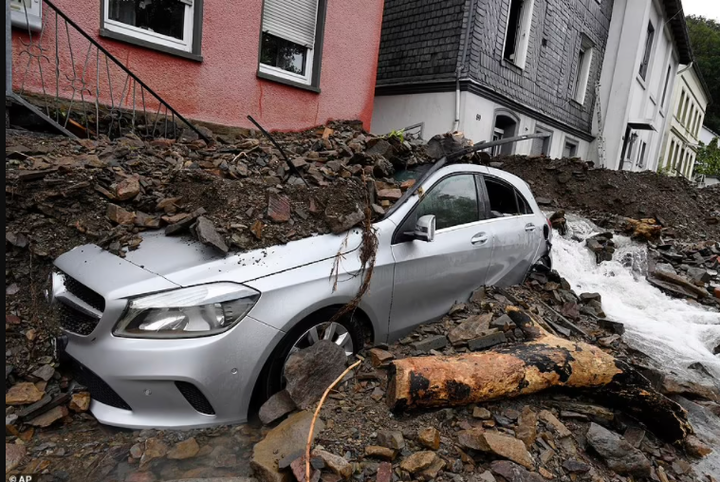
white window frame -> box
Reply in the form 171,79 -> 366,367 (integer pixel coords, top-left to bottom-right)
573,44 -> 594,104
102,0 -> 195,53
10,0 -> 42,32
502,0 -> 535,70
258,44 -> 315,86
563,138 -> 579,158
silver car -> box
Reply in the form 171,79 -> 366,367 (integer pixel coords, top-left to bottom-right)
50,164 -> 552,429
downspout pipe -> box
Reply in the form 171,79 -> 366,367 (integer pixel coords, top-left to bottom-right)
453,72 -> 460,132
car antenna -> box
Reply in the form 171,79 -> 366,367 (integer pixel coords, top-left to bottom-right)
247,115 -> 310,188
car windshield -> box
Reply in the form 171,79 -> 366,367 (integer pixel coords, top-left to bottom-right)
393,163 -> 434,183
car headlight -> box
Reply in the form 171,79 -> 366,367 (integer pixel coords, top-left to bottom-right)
113,283 -> 260,338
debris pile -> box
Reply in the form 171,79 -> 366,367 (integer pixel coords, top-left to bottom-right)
647,239 -> 720,305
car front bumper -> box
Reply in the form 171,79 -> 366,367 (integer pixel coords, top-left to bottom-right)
61,314 -> 283,429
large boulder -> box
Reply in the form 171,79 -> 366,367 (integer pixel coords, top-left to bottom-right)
251,411 -> 325,482
585,423 -> 651,477
284,340 -> 347,410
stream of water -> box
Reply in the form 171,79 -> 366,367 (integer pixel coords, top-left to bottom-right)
552,215 -> 720,477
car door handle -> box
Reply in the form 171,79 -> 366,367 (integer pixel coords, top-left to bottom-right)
525,223 -> 536,232
471,233 -> 489,245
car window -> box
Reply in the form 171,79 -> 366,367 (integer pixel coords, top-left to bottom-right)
399,174 -> 479,237
484,176 -> 529,216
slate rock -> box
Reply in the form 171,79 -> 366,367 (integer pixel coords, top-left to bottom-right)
313,449 -> 352,479
448,314 -> 493,345
377,430 -> 405,450
468,332 -> 507,351
515,406 -> 537,449
259,390 -> 297,425
69,392 -> 91,412
368,348 -> 394,367
585,423 -> 651,477
399,451 -> 438,474
364,446 -> 396,461
252,411 -> 324,482
167,438 -> 200,460
193,217 -> 229,253
490,460 -> 544,482
418,427 -> 441,450
6,382 -> 45,405
284,340 -> 347,410
6,443 -> 27,474
31,365 -> 55,382
28,405 -> 68,428
411,335 -> 447,353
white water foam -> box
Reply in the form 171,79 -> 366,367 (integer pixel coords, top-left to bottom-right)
551,215 -> 720,384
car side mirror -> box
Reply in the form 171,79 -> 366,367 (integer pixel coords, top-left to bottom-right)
414,215 -> 436,242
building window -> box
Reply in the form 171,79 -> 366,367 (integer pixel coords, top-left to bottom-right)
665,140 -> 675,169
572,36 -> 594,104
492,111 -> 520,156
503,0 -> 535,69
101,0 -> 202,57
258,0 -> 325,88
530,126 -> 552,156
637,141 -> 647,168
639,22 -> 655,80
563,138 -> 579,158
10,0 -> 42,32
682,98 -> 691,126
677,90 -> 685,118
660,65 -> 672,108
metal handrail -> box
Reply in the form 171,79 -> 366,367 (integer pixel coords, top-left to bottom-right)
9,0 -> 210,141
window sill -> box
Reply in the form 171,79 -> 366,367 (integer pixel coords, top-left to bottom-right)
500,59 -> 524,74
100,29 -> 203,62
257,71 -> 321,94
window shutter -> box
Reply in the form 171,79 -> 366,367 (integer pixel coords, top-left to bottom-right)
262,0 -> 319,49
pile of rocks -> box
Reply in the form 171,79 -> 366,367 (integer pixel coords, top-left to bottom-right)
585,231 -> 616,264
647,239 -> 720,307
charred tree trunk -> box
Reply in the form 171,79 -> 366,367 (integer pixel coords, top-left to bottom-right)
387,308 -> 691,443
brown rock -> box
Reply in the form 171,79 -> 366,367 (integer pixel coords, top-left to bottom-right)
251,411 -> 324,482
368,348 -> 395,367
6,382 -> 45,405
156,196 -> 183,214
31,365 -> 55,382
377,188 -> 402,201
259,390 -> 296,425
313,449 -> 352,479
539,410 -> 572,438
167,437 -> 200,460
116,175 -> 141,200
515,406 -> 537,449
125,473 -> 157,482
418,427 -> 441,450
473,406 -> 492,419
364,446 -> 396,461
684,435 -> 713,458
421,455 -> 446,479
376,462 -> 393,482
482,432 -> 535,469
399,451 -> 438,474
140,437 -> 168,469
130,443 -> 144,459
107,203 -> 136,225
290,455 -> 320,482
6,443 -> 26,474
268,193 -> 291,222
69,392 -> 91,412
538,467 -> 554,479
251,220 -> 264,240
28,405 -> 68,427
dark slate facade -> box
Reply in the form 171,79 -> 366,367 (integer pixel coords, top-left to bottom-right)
376,0 -> 467,84
376,0 -> 615,137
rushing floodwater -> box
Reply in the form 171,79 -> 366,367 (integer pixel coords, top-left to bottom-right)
552,215 -> 720,478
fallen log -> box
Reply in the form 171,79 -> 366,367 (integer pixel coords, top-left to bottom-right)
387,307 -> 691,443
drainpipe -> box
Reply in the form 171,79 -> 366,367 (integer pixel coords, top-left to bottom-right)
676,61 -> 693,75
453,72 -> 460,132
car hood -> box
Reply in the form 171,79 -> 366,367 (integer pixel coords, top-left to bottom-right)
121,229 -> 364,287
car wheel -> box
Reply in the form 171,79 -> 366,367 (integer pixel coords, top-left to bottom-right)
254,308 -> 365,407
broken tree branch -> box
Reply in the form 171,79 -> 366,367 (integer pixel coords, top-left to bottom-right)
306,359 -> 362,481
387,307 -> 691,443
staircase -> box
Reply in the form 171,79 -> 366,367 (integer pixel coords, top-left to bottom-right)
6,0 -> 208,141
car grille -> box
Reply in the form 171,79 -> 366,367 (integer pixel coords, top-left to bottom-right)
176,381 -> 216,415
56,273 -> 104,336
64,276 -> 105,311
67,357 -> 132,411
57,302 -> 101,336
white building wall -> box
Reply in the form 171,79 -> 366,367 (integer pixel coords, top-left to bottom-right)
593,0 -> 680,172
372,91 -> 590,159
700,125 -> 718,146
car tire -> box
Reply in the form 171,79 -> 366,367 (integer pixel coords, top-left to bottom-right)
252,307 -> 365,409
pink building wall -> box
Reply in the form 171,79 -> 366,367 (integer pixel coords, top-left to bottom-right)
11,0 -> 384,132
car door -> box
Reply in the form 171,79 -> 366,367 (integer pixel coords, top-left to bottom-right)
481,175 -> 538,286
389,173 -> 493,339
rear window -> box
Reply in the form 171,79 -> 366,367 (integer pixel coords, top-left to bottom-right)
484,177 -> 532,216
